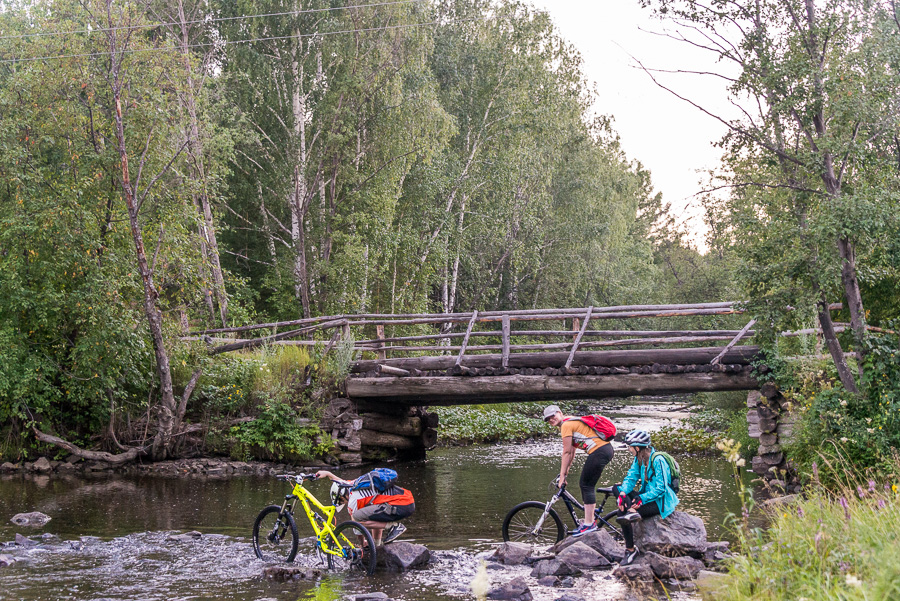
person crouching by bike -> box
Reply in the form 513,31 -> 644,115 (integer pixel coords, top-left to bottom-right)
315,470 -> 415,547
543,405 -> 615,537
614,430 -> 679,565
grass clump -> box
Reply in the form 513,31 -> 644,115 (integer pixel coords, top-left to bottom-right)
705,457 -> 900,601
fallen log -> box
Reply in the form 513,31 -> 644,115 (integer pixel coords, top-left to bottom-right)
33,429 -> 146,464
358,429 -> 417,450
377,365 -> 410,377
361,414 -> 423,437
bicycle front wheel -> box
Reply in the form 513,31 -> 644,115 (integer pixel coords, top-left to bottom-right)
324,520 -> 377,575
252,505 -> 299,562
502,501 -> 565,546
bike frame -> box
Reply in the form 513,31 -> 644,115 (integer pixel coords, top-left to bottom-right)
551,485 -> 621,537
278,477 -> 354,558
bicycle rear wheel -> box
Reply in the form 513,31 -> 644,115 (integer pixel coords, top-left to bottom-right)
502,501 -> 565,546
252,505 -> 299,562
324,520 -> 376,575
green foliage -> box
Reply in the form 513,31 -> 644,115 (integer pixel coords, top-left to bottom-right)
250,345 -> 311,398
709,469 -> 900,600
651,426 -> 718,454
435,405 -> 554,445
230,399 -> 332,462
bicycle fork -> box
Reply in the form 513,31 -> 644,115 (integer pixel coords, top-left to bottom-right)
533,490 -> 564,533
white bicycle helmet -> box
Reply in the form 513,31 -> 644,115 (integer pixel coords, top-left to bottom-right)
624,429 -> 651,447
330,482 -> 348,511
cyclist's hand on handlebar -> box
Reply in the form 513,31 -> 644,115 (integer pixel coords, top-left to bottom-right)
557,474 -> 567,489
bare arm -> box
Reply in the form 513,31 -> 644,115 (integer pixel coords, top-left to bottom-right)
314,470 -> 352,485
559,437 -> 575,487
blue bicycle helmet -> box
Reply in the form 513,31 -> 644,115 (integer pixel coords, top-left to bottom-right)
624,429 -> 651,447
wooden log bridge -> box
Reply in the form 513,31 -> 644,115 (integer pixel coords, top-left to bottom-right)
189,301 -> 845,462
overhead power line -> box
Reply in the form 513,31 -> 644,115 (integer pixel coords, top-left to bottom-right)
0,18 -> 475,64
0,0 -> 427,41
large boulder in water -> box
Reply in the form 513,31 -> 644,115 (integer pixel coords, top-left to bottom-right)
633,512 -> 707,557
492,541 -> 533,565
378,541 -> 430,572
10,512 -> 51,527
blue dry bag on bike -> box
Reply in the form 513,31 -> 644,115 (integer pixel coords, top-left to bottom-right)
351,468 -> 398,493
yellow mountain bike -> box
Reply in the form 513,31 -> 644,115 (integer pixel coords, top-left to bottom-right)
252,473 -> 376,575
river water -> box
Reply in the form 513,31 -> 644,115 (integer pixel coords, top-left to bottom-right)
0,400 -> 747,601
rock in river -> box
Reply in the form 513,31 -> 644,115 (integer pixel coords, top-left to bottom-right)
492,542 -> 533,565
549,529 -> 624,562
645,551 -> 705,580
377,541 -> 430,572
10,512 -> 51,528
487,580 -> 532,601
555,542 -> 611,570
167,531 -> 203,542
633,511 -> 707,557
262,566 -> 324,581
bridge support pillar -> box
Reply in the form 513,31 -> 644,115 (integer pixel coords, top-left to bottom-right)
320,398 -> 439,464
746,384 -> 799,491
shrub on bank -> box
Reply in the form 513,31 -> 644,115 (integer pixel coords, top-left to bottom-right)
706,467 -> 900,600
781,333 -> 900,483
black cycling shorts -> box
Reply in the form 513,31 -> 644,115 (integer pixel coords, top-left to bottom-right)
580,442 -> 614,505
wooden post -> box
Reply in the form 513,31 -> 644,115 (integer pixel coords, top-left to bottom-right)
564,306 -> 593,370
711,318 -> 757,365
571,317 -> 580,342
342,323 -> 352,341
455,310 -> 479,367
501,314 -> 510,368
375,324 -> 386,361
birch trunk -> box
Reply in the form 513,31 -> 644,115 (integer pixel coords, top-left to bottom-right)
290,27 -> 311,318
177,0 -> 227,327
105,10 -> 176,460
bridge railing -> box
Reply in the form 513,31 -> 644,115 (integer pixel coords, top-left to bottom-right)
186,302 -> 773,362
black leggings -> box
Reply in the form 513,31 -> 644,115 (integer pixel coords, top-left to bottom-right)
579,443 -> 614,505
612,485 -> 661,549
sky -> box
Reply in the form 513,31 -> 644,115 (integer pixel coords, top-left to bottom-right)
528,0 -> 738,250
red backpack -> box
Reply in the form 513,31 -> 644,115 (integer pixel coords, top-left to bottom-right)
565,415 -> 617,442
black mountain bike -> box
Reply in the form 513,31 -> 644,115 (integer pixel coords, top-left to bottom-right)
502,480 -> 622,546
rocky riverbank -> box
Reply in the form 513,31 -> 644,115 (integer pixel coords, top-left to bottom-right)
0,455 -> 330,477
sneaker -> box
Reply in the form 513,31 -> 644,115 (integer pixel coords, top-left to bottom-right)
620,547 -> 640,566
617,512 -> 641,524
383,523 -> 407,544
571,522 -> 598,537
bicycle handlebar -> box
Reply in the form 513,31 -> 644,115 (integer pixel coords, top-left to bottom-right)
276,473 -> 319,483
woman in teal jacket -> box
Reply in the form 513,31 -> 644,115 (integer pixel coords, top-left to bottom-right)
613,430 -> 679,565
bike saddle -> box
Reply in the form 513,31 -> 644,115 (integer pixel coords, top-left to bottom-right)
596,486 -> 614,494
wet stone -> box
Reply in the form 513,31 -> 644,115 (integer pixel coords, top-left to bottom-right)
32,457 -> 52,473
262,566 -> 324,582
550,529 -> 624,562
557,576 -> 575,588
612,562 -> 654,582
10,512 -> 51,528
0,554 -> 15,567
15,534 -> 37,548
646,551 -> 705,579
166,531 -> 202,542
537,576 -> 559,587
530,558 -> 575,578
633,512 -> 708,557
487,580 -> 532,601
555,542 -> 611,570
492,541 -> 533,565
378,541 -> 430,572
553,594 -> 585,601
348,594 -> 392,601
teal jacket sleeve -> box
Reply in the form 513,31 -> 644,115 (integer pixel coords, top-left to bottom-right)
620,458 -> 642,494
638,455 -> 670,505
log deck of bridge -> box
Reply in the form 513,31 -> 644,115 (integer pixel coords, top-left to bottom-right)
347,346 -> 760,405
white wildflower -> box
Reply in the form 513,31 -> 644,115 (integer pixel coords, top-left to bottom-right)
840,437 -> 849,442
471,561 -> 490,601
845,574 -> 862,587
736,458 -> 746,467
840,400 -> 848,406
